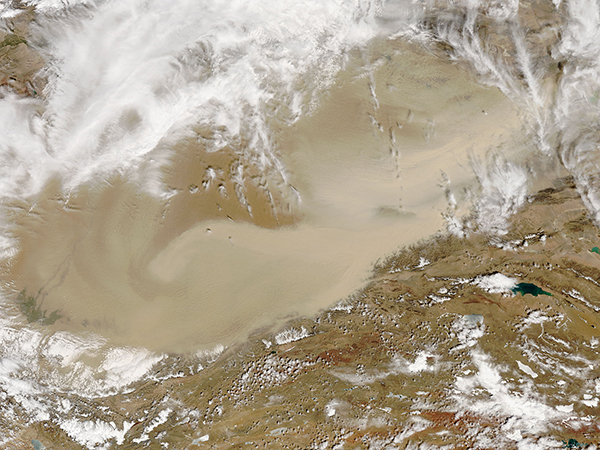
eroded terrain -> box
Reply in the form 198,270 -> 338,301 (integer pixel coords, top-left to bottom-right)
3,178 -> 599,449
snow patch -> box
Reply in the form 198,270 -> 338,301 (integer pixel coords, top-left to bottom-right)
133,408 -> 171,444
517,361 -> 538,378
407,351 -> 436,373
556,404 -> 574,413
520,311 -> 553,330
416,257 -> 430,269
275,326 -> 310,345
566,289 -> 600,312
453,314 -> 485,349
325,400 -> 338,417
474,273 -> 517,294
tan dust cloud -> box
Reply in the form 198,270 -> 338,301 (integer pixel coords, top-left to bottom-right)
5,40 -> 524,352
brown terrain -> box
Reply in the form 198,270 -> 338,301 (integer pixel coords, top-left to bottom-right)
0,7 -> 44,97
5,178 -> 600,449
